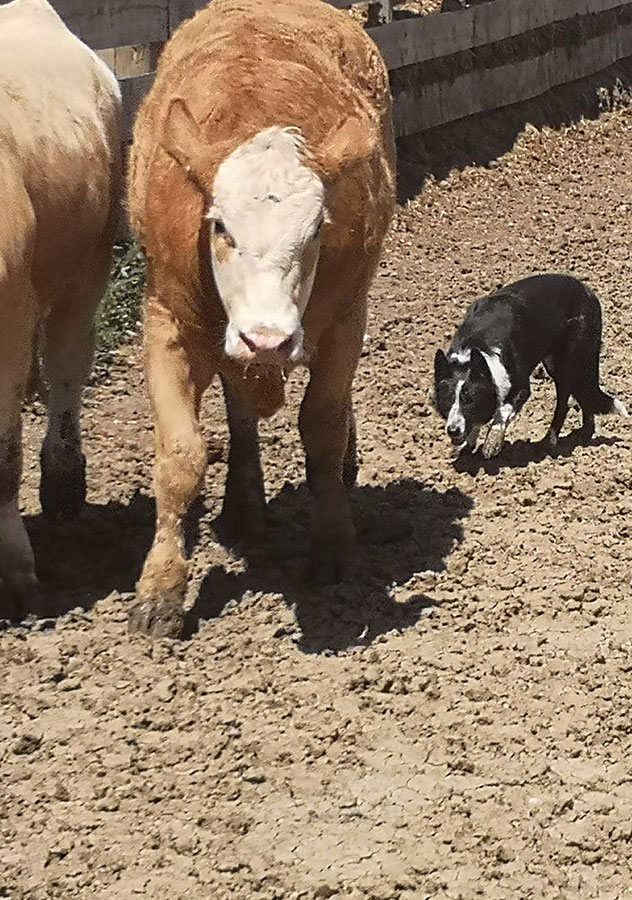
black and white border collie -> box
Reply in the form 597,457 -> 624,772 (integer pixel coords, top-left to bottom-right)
433,273 -> 628,459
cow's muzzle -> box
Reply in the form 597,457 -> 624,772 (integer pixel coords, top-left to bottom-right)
229,327 -> 302,366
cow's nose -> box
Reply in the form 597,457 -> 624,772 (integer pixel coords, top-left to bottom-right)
240,329 -> 294,355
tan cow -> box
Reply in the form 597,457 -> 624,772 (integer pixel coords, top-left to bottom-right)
127,0 -> 396,637
0,0 -> 121,617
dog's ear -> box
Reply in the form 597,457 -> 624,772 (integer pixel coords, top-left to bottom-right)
434,349 -> 450,383
470,347 -> 489,382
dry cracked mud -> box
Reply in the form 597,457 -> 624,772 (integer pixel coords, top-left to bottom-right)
3,106 -> 632,899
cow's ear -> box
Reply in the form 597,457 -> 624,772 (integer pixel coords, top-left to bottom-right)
317,116 -> 378,181
161,98 -> 208,191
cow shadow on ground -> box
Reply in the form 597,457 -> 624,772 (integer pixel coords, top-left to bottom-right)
14,492 -> 203,621
453,430 -> 619,476
13,479 -> 473,654
191,478 -> 473,654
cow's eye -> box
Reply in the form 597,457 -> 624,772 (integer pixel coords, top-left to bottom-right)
214,219 -> 236,248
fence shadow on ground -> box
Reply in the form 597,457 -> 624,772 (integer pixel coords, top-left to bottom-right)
397,59 -> 632,205
192,478 -> 473,654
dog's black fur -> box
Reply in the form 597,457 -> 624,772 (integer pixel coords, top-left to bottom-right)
433,273 -> 627,458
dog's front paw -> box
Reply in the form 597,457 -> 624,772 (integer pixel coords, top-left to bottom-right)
481,425 -> 505,459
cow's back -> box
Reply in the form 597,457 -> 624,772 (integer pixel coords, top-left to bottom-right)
0,0 -> 121,303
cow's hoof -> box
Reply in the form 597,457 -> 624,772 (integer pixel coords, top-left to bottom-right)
127,598 -> 186,639
40,452 -> 87,521
308,536 -> 356,585
3,572 -> 44,623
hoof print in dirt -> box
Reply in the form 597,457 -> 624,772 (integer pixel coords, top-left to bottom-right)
39,451 -> 87,521
127,599 -> 186,639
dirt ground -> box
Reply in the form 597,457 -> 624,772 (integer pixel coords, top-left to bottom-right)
3,103 -> 632,899
394,1 -> 443,15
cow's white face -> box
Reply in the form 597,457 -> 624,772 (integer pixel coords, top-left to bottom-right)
208,128 -> 326,367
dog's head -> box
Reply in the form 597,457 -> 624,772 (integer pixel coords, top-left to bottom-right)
433,347 -> 497,449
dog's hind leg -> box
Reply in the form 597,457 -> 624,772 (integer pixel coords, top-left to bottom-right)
547,379 -> 571,448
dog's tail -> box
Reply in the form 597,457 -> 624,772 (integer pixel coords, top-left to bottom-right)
587,387 -> 629,418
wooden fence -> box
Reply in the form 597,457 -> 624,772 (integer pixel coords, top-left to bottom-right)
43,0 -> 632,139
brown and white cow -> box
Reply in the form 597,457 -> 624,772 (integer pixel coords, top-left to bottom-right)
127,0 -> 396,637
0,0 -> 121,617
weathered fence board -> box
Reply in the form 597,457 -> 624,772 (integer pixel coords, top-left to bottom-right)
394,15 -> 632,134
371,0 -> 627,69
49,0 -> 630,57
43,0 -> 632,141
47,0 -> 386,48
119,72 -> 155,138
51,0 -> 170,49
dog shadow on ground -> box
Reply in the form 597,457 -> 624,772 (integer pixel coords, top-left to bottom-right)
13,479 -> 473,654
453,429 -> 619,476
192,478 -> 474,654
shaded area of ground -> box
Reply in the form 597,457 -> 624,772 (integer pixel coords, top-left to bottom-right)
3,105 -> 632,900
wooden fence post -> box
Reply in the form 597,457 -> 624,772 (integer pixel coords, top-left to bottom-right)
367,0 -> 393,26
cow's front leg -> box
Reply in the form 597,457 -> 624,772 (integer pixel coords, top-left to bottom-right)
299,321 -> 362,582
39,245 -> 113,520
39,306 -> 93,520
129,302 -> 212,638
218,375 -> 265,541
343,403 -> 359,489
0,414 -> 39,620
0,316 -> 40,620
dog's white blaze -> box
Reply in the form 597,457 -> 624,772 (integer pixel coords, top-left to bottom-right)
480,347 -> 512,403
447,378 -> 466,434
449,348 -> 471,364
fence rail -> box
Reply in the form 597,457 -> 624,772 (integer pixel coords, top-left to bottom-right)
41,0 -> 632,139
47,0 -> 390,48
